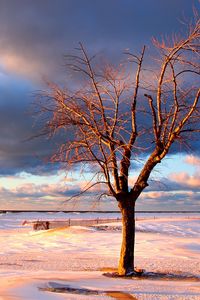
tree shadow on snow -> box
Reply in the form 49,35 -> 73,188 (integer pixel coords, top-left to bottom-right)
103,270 -> 200,282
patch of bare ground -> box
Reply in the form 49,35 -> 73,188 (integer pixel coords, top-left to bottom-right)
39,282 -> 138,299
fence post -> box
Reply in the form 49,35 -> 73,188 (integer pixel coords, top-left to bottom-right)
69,218 -> 71,226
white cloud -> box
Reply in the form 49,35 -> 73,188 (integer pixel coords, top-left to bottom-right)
170,172 -> 200,189
184,155 -> 200,166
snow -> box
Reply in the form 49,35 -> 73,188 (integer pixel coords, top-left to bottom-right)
0,212 -> 199,299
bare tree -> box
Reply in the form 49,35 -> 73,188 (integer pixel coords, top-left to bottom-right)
37,17 -> 200,275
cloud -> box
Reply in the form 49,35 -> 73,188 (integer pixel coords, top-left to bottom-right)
1,161 -> 200,211
137,189 -> 200,211
141,191 -> 171,199
134,157 -> 200,210
0,0 -> 198,178
170,172 -> 200,190
0,173 -> 81,210
184,155 -> 200,166
0,0 -> 197,80
0,74 -> 66,175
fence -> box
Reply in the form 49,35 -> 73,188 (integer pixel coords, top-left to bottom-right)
31,217 -> 122,230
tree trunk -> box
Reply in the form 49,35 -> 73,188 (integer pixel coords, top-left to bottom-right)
118,197 -> 136,275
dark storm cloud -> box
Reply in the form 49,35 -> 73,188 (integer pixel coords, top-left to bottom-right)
0,0 -> 199,175
0,0 -> 198,78
0,74 -> 59,174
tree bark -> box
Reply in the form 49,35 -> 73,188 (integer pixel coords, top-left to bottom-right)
118,196 -> 136,275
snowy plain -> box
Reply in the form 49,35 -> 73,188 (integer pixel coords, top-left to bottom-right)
0,211 -> 199,299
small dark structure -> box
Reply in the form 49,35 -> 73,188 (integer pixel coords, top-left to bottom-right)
33,221 -> 50,230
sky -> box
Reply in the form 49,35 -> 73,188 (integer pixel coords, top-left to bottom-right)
0,0 -> 199,211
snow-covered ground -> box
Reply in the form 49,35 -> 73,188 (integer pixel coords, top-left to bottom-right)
0,212 -> 199,299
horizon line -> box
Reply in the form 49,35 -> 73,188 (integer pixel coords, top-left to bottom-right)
0,210 -> 200,213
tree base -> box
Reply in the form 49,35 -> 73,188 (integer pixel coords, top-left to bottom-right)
103,268 -> 145,278
103,270 -> 200,281
126,267 -> 144,276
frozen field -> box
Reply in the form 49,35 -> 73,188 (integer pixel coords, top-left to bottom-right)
0,212 -> 199,299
